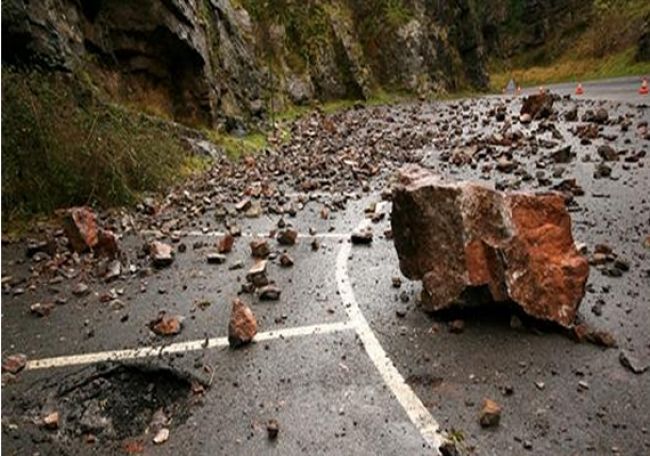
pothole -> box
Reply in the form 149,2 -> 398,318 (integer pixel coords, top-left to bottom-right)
25,363 -> 206,450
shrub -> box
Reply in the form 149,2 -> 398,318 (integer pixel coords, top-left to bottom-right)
1,69 -> 193,216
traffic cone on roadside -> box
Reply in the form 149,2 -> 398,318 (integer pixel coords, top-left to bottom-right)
575,83 -> 584,95
640,78 -> 649,95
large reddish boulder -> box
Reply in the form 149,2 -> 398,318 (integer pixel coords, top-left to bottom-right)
391,165 -> 589,328
63,207 -> 99,253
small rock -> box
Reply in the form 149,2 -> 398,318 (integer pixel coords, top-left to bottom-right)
30,302 -> 55,317
448,319 -> 465,334
250,239 -> 270,258
619,350 -> 648,374
279,253 -> 294,267
391,276 -> 402,288
153,428 -> 170,444
149,313 -> 182,336
63,206 -> 98,253
267,419 -> 279,440
149,241 -> 174,267
235,197 -> 252,212
43,412 -> 59,430
277,228 -> 298,246
2,354 -> 27,374
311,239 -> 320,251
246,260 -> 269,287
351,228 -> 373,245
72,282 -> 90,296
95,229 -> 120,259
207,253 -> 227,264
258,285 -> 281,301
228,298 -> 258,347
479,398 -> 501,427
218,234 -> 235,253
597,144 -> 618,161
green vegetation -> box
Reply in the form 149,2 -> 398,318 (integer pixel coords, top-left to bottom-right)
490,47 -> 650,90
241,0 -> 332,70
204,130 -> 269,160
1,69 -> 203,217
489,0 -> 650,90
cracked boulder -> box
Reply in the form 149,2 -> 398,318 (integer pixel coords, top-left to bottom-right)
391,165 -> 589,327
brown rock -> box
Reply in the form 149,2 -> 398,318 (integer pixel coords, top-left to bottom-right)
250,239 -> 270,258
520,93 -> 554,120
63,207 -> 98,252
149,313 -> 182,336
391,165 -> 589,327
149,241 -> 174,267
2,354 -> 27,374
279,253 -> 294,267
43,411 -> 59,430
448,319 -> 465,334
267,419 -> 279,440
277,228 -> 298,246
95,229 -> 120,259
228,298 -> 257,347
246,260 -> 269,287
479,398 -> 501,427
351,228 -> 373,245
258,285 -> 281,301
30,302 -> 55,317
218,234 -> 235,253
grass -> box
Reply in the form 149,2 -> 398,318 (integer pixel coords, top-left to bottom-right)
490,47 -> 650,91
204,130 -> 269,160
490,0 -> 650,91
1,69 -> 203,219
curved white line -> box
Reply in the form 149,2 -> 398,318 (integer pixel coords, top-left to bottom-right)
335,217 -> 444,454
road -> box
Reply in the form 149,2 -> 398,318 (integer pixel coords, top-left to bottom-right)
508,75 -> 650,104
2,77 -> 649,455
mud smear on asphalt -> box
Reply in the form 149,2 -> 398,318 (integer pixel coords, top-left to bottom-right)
5,363 -> 206,454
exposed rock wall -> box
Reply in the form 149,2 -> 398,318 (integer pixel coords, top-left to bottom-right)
2,0 -> 490,126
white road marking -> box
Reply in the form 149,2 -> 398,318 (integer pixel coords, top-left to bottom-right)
141,230 -> 348,239
336,215 -> 445,453
25,320 -> 354,371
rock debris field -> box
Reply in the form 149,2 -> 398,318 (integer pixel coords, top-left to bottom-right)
2,89 -> 650,455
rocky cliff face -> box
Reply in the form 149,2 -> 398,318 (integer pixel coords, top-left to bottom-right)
3,0 -> 642,128
2,0 -> 490,127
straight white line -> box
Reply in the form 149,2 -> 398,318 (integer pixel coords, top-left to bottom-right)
336,217 -> 444,454
25,320 -> 354,371
141,230 -> 348,239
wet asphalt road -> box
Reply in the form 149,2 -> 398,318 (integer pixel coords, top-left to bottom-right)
2,77 -> 650,455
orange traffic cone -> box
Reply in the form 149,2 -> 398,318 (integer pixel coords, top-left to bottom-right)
640,78 -> 649,95
575,83 -> 584,95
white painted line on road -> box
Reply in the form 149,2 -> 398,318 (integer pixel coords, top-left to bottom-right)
25,320 -> 355,371
336,216 -> 445,454
141,229 -> 348,239
186,231 -> 349,239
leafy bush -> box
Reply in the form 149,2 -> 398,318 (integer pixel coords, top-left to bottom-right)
2,69 -> 192,216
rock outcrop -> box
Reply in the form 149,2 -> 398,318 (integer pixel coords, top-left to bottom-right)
391,165 -> 589,328
2,0 -> 490,127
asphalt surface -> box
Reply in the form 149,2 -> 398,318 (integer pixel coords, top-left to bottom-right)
2,77 -> 650,455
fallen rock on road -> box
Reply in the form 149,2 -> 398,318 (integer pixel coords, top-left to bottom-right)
391,165 -> 589,328
228,298 -> 258,347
